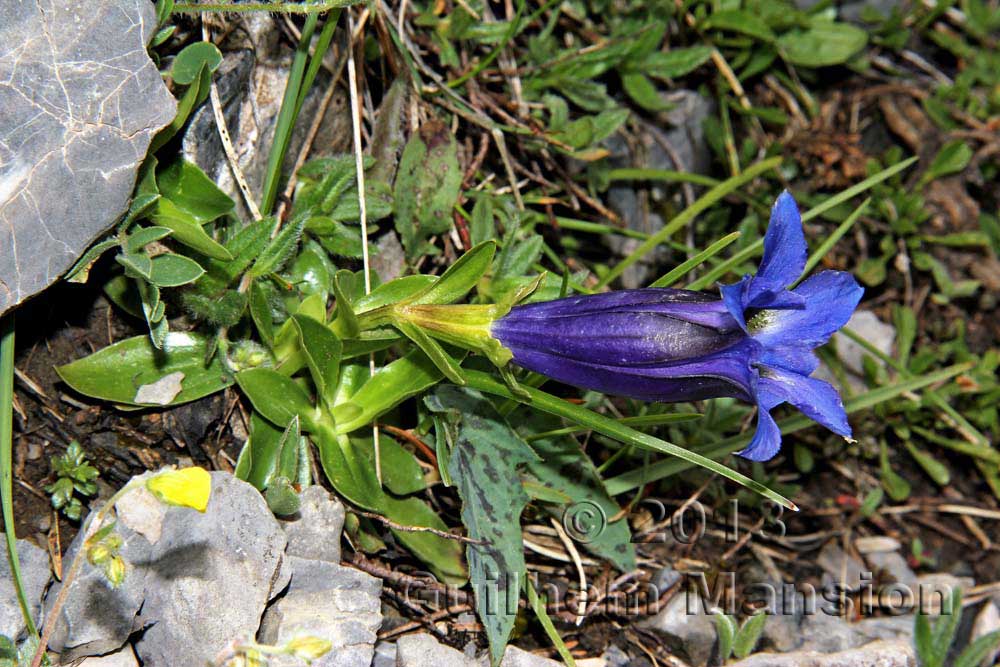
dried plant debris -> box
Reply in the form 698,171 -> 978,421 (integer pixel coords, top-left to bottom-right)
0,0 -> 176,315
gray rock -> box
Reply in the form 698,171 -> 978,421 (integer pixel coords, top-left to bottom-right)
132,472 -> 288,667
818,542 -> 870,592
728,639 -> 915,667
45,518 -> 152,659
258,556 -> 381,667
0,0 -> 175,315
280,485 -> 346,563
864,551 -> 917,588
799,614 -> 912,654
650,564 -> 682,595
640,592 -> 718,666
372,640 -> 397,667
602,94 -> 714,289
500,646 -> 562,667
832,311 -> 895,376
600,644 -> 632,667
971,601 -> 1000,666
396,633 -> 475,667
0,536 -> 50,641
48,473 -> 288,665
73,645 -> 140,667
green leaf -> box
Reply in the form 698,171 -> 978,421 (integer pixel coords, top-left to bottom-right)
333,349 -> 443,434
56,332 -> 232,407
149,198 -> 232,260
236,368 -> 320,431
331,272 -> 361,338
292,314 -> 342,410
354,275 -> 438,313
643,45 -> 714,79
126,226 -> 173,253
235,412 -> 285,490
265,476 -> 302,516
66,238 -> 119,283
733,613 -> 767,659
778,21 -> 868,67
704,10 -> 776,42
407,241 -> 496,306
880,441 -> 912,502
249,281 -> 275,346
427,386 -> 539,666
150,63 -> 210,152
171,41 -> 222,85
904,441 -> 950,486
930,587 -> 963,665
286,239 -> 333,299
251,217 -> 306,278
714,614 -> 738,660
393,119 -> 463,257
357,436 -> 426,496
148,254 -> 205,287
522,415 -> 636,571
923,140 -> 973,183
954,629 -> 1000,667
157,159 -> 234,224
622,73 -> 670,112
394,320 -> 466,385
915,609 -> 935,667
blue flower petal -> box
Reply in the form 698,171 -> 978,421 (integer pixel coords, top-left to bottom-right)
738,387 -> 783,461
757,191 -> 807,287
759,368 -> 852,437
720,277 -> 752,331
754,270 -> 864,349
760,345 -> 820,376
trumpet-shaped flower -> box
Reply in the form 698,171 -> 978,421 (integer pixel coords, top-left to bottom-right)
491,192 -> 863,461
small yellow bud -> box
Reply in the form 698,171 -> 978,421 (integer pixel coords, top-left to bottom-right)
87,544 -> 111,566
104,556 -> 126,588
146,467 -> 212,512
285,636 -> 332,661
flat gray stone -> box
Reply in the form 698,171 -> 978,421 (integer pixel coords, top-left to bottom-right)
728,639 -> 915,667
258,556 -> 381,667
0,0 -> 175,315
280,485 -> 345,563
799,614 -> 912,654
639,593 -> 718,666
499,646 -> 562,667
132,472 -> 288,667
833,311 -> 895,376
818,542 -> 870,592
74,645 -> 140,667
371,640 -> 396,667
396,633 -> 476,667
0,536 -> 50,641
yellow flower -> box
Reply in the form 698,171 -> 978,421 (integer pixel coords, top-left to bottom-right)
146,467 -> 212,513
285,636 -> 332,661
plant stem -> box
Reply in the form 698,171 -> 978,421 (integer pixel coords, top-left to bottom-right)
0,314 -> 38,639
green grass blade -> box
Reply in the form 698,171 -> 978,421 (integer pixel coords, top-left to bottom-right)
259,13 -> 320,214
460,369 -> 797,511
800,157 -> 917,223
597,156 -> 782,288
686,241 -> 761,290
800,197 -> 870,278
651,231 -> 741,288
603,362 -> 973,495
0,315 -> 38,637
606,168 -> 720,188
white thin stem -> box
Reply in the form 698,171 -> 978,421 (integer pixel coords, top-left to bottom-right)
346,9 -> 381,484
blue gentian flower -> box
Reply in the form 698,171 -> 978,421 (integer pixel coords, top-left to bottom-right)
491,192 -> 864,461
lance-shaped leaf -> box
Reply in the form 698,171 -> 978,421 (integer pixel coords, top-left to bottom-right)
333,349 -> 443,434
250,217 -> 306,278
57,332 -> 232,407
393,119 -> 463,257
0,0 -> 176,315
292,314 -> 342,410
236,368 -> 321,431
406,241 -> 496,306
426,386 -> 540,666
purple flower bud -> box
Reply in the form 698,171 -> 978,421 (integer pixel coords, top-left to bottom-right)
491,191 -> 863,461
